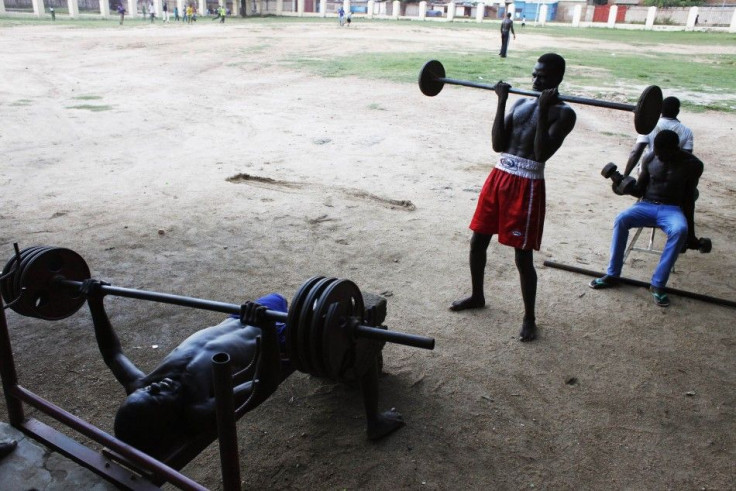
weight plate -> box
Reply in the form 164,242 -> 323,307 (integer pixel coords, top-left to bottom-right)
12,246 -> 52,308
295,277 -> 336,375
313,279 -> 364,379
418,59 -> 446,97
1,247 -> 41,305
320,280 -> 366,381
18,247 -> 91,320
286,276 -> 324,365
634,85 -> 663,135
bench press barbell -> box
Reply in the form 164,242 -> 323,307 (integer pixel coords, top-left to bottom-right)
1,246 -> 435,382
418,59 -> 663,135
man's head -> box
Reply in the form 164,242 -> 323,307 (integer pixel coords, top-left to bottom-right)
506,12 -> 511,18
653,129 -> 680,162
661,96 -> 680,119
114,378 -> 184,455
533,53 -> 565,91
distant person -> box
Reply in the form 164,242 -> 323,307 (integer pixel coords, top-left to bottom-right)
338,6 -> 345,26
521,15 -> 526,27
347,10 -> 352,26
117,3 -> 126,24
149,1 -> 155,22
162,1 -> 169,22
174,5 -> 179,21
499,12 -> 516,58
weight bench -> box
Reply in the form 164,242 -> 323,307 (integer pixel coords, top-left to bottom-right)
622,227 -> 675,273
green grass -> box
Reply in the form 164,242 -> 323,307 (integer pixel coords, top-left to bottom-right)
66,104 -> 113,112
72,95 -> 103,100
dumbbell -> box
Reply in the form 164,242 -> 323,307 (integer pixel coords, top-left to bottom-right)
601,162 -> 636,196
687,237 -> 712,254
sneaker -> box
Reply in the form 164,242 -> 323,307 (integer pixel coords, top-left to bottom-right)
589,275 -> 617,290
650,287 -> 670,307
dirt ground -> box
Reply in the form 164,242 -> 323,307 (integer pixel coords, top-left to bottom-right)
1,19 -> 735,490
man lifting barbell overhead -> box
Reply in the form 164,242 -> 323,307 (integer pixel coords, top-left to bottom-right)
589,130 -> 705,307
449,53 -> 577,342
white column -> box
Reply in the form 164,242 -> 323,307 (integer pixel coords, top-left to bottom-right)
508,3 -> 514,18
392,0 -> 399,19
685,6 -> 698,30
99,0 -> 110,16
418,1 -> 426,20
538,4 -> 547,26
276,0 -> 283,15
319,0 -> 326,17
475,2 -> 484,22
367,0 -> 373,19
645,6 -> 656,30
232,0 -> 239,16
730,9 -> 736,33
154,0 -> 162,17
67,0 -> 79,17
127,0 -> 136,17
606,5 -> 617,28
446,1 -> 454,21
297,0 -> 303,15
31,0 -> 43,16
0,0 -> 5,15
343,0 -> 349,15
572,4 -> 581,27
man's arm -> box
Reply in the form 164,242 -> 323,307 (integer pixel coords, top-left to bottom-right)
82,280 -> 145,393
624,142 -> 647,176
510,21 -> 515,37
491,83 -> 512,153
630,158 -> 650,198
682,157 -> 704,245
534,91 -> 576,163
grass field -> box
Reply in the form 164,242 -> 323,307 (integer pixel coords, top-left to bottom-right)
2,15 -> 735,111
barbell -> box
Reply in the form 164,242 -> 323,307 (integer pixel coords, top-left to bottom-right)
1,246 -> 435,382
418,59 -> 663,135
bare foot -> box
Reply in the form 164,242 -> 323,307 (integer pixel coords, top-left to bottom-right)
519,319 -> 537,342
367,409 -> 405,440
449,296 -> 485,312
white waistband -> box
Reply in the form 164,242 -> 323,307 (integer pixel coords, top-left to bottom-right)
495,153 -> 545,180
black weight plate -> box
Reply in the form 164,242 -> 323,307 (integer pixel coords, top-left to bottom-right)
418,59 -> 446,97
312,279 -> 364,379
1,247 -> 40,305
18,247 -> 90,320
634,85 -> 663,135
12,246 -> 52,308
286,276 -> 324,365
296,277 -> 336,375
320,280 -> 365,381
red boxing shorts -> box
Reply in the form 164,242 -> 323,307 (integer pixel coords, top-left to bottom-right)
469,153 -> 546,251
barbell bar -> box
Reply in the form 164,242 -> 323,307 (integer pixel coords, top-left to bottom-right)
1,246 -> 435,381
418,59 -> 663,135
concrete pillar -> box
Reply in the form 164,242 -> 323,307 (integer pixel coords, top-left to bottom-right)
31,0 -> 43,17
730,9 -> 736,33
127,0 -> 136,17
508,3 -> 514,18
475,2 -> 484,22
0,0 -> 5,15
276,0 -> 282,15
343,0 -> 349,15
67,0 -> 79,18
572,4 -> 581,27
198,0 -> 205,15
319,0 -> 325,17
392,0 -> 399,19
154,0 -> 162,17
297,0 -> 303,15
607,5 -> 617,28
446,1 -> 454,21
645,6 -> 656,30
538,4 -> 547,26
685,6 -> 698,31
99,0 -> 110,17
231,0 -> 238,16
418,1 -> 426,20
367,0 -> 373,18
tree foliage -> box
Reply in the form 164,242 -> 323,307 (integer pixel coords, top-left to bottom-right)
642,0 -> 702,7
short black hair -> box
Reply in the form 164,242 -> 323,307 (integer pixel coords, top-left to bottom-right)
661,96 -> 680,118
654,129 -> 680,152
537,53 -> 566,79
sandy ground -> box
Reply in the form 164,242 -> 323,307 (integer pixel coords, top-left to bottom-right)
1,19 -> 735,490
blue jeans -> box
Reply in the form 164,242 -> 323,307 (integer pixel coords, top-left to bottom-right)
606,201 -> 687,289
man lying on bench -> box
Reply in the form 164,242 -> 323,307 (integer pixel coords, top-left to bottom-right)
81,279 -> 404,459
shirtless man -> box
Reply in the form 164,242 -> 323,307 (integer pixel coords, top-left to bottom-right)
589,130 -> 704,307
451,53 -> 577,342
81,280 -> 403,458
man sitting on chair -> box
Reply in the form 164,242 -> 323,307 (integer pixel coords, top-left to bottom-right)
81,279 -> 404,459
589,130 -> 703,307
